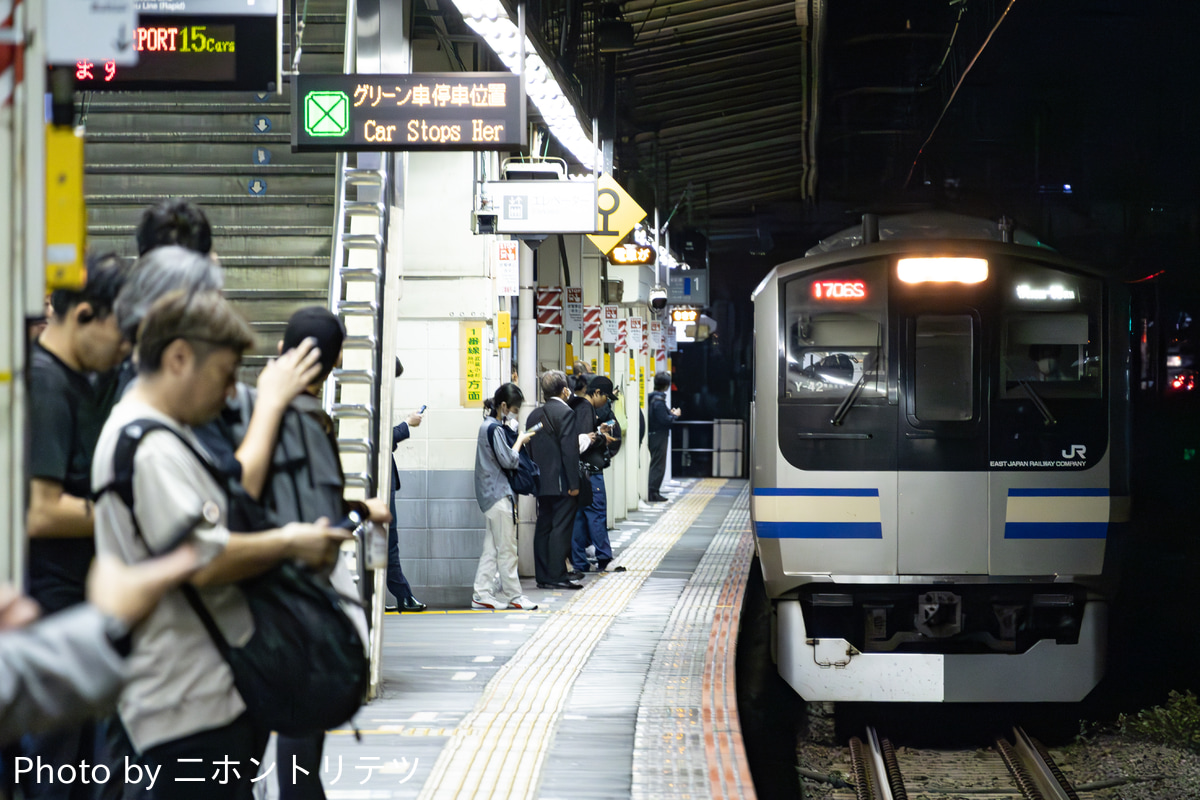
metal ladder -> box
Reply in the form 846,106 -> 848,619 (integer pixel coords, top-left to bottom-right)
323,152 -> 388,500
321,0 -> 389,503
320,0 -> 393,695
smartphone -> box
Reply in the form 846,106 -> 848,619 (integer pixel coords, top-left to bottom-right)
419,405 -> 427,414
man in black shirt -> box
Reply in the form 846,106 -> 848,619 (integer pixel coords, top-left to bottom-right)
22,255 -> 129,800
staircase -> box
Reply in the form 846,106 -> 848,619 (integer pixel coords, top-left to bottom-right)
80,0 -> 348,368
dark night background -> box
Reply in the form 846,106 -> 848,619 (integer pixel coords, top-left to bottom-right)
656,0 -> 1200,430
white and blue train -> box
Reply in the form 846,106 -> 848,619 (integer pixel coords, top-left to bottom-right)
750,212 -> 1129,702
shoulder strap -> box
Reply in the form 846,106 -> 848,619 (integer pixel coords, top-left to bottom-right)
96,418 -> 226,554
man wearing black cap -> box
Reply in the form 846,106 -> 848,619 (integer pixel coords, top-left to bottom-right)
571,376 -> 621,573
263,307 -> 391,800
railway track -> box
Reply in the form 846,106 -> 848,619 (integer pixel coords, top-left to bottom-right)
832,726 -> 1079,800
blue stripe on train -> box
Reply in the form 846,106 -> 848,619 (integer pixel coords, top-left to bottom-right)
1007,488 -> 1109,497
1004,522 -> 1108,539
755,521 -> 884,539
752,488 -> 880,497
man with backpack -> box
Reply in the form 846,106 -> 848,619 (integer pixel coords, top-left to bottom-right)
91,291 -> 349,800
255,306 -> 391,800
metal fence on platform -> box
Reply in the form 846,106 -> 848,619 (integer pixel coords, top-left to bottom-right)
672,419 -> 745,478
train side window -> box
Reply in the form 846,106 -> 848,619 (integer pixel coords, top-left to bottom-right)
914,315 -> 974,421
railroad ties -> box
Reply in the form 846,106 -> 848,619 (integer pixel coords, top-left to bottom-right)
845,726 -> 1078,800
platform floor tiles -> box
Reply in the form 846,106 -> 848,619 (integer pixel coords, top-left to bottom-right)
258,478 -> 752,800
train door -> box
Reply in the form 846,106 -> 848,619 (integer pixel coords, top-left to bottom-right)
893,275 -> 990,574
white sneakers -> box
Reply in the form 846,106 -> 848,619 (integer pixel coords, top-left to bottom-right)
473,595 -> 539,610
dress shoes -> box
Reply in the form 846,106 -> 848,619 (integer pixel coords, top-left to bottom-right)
401,597 -> 428,612
566,570 -> 585,580
647,493 -> 667,503
536,581 -> 583,590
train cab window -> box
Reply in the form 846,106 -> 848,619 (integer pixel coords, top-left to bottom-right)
914,315 -> 974,421
782,265 -> 887,401
1001,264 -> 1103,399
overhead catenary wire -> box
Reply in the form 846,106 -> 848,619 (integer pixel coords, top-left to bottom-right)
903,0 -> 1018,189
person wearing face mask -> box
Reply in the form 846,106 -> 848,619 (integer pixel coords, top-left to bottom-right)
472,384 -> 539,610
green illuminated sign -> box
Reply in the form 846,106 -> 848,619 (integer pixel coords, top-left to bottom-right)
292,73 -> 525,152
304,91 -> 350,137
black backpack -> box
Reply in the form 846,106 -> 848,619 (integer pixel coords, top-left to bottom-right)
97,418 -> 369,738
487,421 -> 541,496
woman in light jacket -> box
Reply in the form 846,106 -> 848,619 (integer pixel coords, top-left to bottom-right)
473,383 -> 538,610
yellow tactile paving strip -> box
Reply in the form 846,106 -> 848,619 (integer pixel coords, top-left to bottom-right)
416,479 -> 726,800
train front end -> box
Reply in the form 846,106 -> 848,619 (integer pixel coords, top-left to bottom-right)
750,235 -> 1128,702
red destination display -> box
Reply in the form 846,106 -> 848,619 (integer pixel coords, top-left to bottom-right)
812,280 -> 866,300
69,15 -> 276,91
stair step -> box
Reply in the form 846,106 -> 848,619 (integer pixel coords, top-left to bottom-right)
86,193 -> 333,205
85,132 -> 293,144
84,114 -> 295,134
86,173 -> 335,195
87,164 -> 336,176
86,141 -> 333,167
88,204 -> 333,230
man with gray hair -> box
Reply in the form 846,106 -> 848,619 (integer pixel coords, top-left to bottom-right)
525,370 -> 582,590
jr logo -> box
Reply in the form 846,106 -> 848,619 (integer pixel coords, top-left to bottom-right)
1061,444 -> 1087,459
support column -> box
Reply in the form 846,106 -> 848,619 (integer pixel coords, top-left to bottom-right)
517,241 -> 537,576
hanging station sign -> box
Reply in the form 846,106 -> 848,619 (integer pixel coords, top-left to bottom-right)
68,12 -> 278,91
292,73 -> 525,152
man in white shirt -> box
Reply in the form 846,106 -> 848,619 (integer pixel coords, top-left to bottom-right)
92,290 -> 348,800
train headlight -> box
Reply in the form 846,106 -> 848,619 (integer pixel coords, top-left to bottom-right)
897,257 -> 988,284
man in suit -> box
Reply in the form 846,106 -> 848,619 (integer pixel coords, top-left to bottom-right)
525,371 -> 582,590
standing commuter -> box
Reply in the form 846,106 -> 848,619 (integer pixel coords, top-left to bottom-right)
571,376 -> 619,573
472,384 -> 539,610
386,358 -> 427,612
91,291 -> 348,800
525,371 -> 582,590
647,371 -> 681,502
260,307 -> 390,800
135,198 -> 213,257
20,255 -> 129,800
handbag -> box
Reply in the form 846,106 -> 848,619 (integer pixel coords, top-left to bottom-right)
487,421 -> 541,496
98,418 -> 369,737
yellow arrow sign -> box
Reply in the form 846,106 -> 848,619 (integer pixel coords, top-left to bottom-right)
586,173 -> 647,255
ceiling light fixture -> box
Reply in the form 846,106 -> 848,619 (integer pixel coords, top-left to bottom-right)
451,0 -> 599,166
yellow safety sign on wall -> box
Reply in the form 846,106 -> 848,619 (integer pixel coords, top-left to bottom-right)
586,173 -> 646,255
45,125 -> 87,291
461,321 -> 484,406
496,312 -> 511,349
565,342 -> 575,372
639,366 -> 645,407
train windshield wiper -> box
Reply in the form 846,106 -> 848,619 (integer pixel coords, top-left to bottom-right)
1017,379 -> 1057,426
830,374 -> 869,426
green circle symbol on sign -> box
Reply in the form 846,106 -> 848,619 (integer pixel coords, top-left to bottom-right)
304,91 -> 350,137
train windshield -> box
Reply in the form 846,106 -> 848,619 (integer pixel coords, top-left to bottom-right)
1000,263 -> 1103,398
782,263 -> 887,400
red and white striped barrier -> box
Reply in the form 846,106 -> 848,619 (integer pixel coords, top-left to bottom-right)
1,0 -> 20,108
615,319 -> 628,353
583,305 -> 602,346
536,287 -> 563,334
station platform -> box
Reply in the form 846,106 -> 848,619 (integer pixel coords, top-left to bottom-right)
264,478 -> 755,799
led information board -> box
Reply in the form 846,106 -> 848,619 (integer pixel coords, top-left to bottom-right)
292,73 -> 525,152
69,15 -> 277,91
